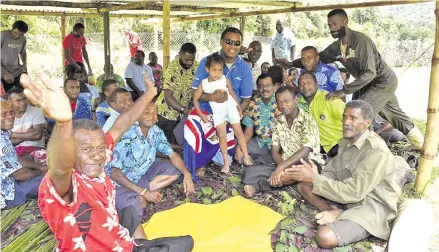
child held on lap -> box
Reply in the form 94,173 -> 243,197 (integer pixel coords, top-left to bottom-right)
193,53 -> 252,174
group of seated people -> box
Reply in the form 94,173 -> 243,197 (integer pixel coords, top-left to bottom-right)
1,11 -> 416,251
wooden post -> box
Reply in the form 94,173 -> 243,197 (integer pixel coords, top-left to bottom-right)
103,11 -> 111,79
415,1 -> 439,193
163,0 -> 171,68
240,16 -> 246,43
61,15 -> 66,81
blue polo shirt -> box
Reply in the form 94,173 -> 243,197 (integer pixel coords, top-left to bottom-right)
298,61 -> 344,93
192,52 -> 253,113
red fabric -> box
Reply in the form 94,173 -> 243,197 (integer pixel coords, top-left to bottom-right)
0,83 -> 5,97
70,101 -> 77,113
126,31 -> 144,58
63,33 -> 87,66
149,64 -> 163,86
38,133 -> 134,252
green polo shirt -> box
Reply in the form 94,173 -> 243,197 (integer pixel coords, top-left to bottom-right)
299,90 -> 344,152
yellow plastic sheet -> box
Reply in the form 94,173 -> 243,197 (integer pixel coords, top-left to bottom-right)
143,196 -> 283,252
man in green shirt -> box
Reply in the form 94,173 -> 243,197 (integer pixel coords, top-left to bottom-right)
298,72 -> 344,158
96,64 -> 125,91
286,100 -> 409,248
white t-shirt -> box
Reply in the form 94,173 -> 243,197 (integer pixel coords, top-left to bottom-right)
12,106 -> 46,148
271,29 -> 296,60
124,62 -> 154,92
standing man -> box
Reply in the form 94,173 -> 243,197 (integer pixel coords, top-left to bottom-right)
299,46 -> 344,93
124,26 -> 144,60
147,52 -> 163,88
125,50 -> 154,101
319,9 -> 423,150
1,20 -> 28,91
271,20 -> 296,64
156,43 -> 197,145
7,88 -> 46,156
245,41 -> 263,93
63,23 -> 92,76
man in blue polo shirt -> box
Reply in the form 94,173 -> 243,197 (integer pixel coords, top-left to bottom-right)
185,27 -> 253,179
299,46 -> 343,93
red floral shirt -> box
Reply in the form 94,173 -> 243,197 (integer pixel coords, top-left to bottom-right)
38,133 -> 134,251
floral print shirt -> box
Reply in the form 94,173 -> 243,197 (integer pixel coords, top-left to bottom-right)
38,133 -> 134,251
106,125 -> 173,184
0,131 -> 22,209
272,108 -> 324,165
242,95 -> 281,149
157,58 -> 198,121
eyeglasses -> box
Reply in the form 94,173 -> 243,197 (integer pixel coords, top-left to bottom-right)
222,39 -> 241,47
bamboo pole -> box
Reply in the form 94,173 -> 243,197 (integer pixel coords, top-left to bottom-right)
61,15 -> 66,82
415,1 -> 439,193
103,12 -> 111,79
0,10 -> 165,19
1,1 -> 110,8
240,16 -> 246,42
223,0 -> 299,7
163,0 -> 171,68
173,0 -> 433,22
98,0 -> 158,12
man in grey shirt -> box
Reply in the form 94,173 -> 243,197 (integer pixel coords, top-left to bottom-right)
124,50 -> 154,101
1,21 -> 28,92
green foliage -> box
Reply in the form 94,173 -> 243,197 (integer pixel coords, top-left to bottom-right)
201,186 -> 213,196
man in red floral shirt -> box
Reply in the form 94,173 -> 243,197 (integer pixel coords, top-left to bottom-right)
21,72 -> 193,251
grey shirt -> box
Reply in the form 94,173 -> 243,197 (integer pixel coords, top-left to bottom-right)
1,30 -> 26,78
319,29 -> 396,94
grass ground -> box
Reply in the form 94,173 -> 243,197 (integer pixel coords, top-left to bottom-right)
1,119 -> 438,251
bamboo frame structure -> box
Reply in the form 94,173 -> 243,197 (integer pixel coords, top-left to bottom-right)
415,1 -> 439,193
0,10 -> 165,19
103,12 -> 111,79
172,0 -> 432,22
61,15 -> 66,81
163,1 -> 171,68
223,0 -> 299,7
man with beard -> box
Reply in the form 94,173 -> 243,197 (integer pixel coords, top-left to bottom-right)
271,20 -> 296,64
63,23 -> 93,76
1,21 -> 28,91
156,43 -> 197,145
125,50 -> 154,101
245,41 -> 262,93
285,100 -> 409,248
316,9 -> 424,150
299,46 -> 344,93
238,74 -> 281,165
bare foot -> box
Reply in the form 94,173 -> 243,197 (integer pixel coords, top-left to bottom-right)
196,167 -> 206,177
221,164 -> 232,175
244,185 -> 257,198
315,208 -> 344,225
234,150 -> 243,164
242,156 -> 253,166
143,190 -> 162,204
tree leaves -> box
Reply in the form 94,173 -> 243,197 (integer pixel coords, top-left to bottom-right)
201,186 -> 213,196
333,245 -> 352,252
293,225 -> 308,235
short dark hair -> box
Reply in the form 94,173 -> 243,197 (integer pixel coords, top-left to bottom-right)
12,20 -> 28,33
206,53 -> 225,68
345,100 -> 374,121
73,23 -> 85,31
276,85 -> 297,98
102,79 -> 118,92
328,9 -> 348,19
220,27 -> 242,40
249,40 -> 262,47
301,46 -> 318,53
339,67 -> 348,73
6,87 -> 24,99
108,88 -> 129,103
64,77 -> 78,87
135,50 -> 145,58
73,119 -> 102,133
256,74 -> 273,88
149,52 -> 157,57
180,43 -> 197,54
298,72 -> 317,85
261,62 -> 271,68
267,65 -> 283,85
287,67 -> 296,76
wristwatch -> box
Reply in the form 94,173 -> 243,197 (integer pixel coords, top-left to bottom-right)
179,107 -> 185,113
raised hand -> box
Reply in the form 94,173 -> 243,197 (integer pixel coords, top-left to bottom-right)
143,71 -> 157,98
20,73 -> 72,123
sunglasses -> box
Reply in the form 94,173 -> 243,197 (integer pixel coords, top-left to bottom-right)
222,39 -> 241,47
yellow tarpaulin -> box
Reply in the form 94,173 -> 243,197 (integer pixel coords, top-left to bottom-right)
143,196 -> 283,252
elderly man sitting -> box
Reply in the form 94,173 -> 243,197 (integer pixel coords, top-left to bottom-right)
286,100 -> 409,248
